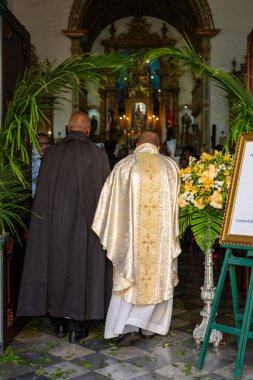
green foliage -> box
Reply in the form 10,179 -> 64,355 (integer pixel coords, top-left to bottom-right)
0,162 -> 30,237
3,53 -> 132,171
138,40 -> 246,253
0,347 -> 27,365
180,205 -> 225,254
178,151 -> 233,253
0,52 -> 133,237
139,37 -> 253,146
192,208 -> 224,253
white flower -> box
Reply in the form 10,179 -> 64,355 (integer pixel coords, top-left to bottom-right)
189,156 -> 197,166
182,173 -> 191,181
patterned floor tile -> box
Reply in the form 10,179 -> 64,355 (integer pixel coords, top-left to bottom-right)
47,342 -> 95,360
101,345 -> 149,360
34,361 -> 89,379
70,351 -> 120,370
131,373 -> 172,380
170,318 -> 193,329
78,337 -> 113,351
70,373 -> 108,379
95,362 -> 149,379
1,251 -> 252,380
154,361 -> 210,379
0,363 -> 34,380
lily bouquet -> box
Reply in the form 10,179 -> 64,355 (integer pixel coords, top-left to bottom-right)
178,151 -> 234,253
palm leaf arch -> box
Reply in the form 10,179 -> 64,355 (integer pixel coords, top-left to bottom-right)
139,39 -> 253,253
140,38 -> 253,147
0,52 -> 133,235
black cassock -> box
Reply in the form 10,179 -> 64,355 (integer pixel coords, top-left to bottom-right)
17,132 -> 112,321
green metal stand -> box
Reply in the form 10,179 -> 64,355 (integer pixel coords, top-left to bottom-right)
197,244 -> 253,379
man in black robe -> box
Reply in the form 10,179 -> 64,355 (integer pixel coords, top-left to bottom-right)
17,112 -> 111,343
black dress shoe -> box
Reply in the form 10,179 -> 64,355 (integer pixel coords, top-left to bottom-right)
55,324 -> 68,338
112,331 -> 141,346
69,328 -> 89,344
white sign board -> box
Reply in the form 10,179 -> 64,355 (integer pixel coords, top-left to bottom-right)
221,134 -> 253,246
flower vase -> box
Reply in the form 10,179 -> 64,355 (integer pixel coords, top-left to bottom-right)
193,247 -> 223,346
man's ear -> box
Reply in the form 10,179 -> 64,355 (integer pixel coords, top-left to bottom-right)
87,127 -> 91,137
67,126 -> 71,134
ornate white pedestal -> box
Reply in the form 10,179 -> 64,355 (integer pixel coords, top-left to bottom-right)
193,248 -> 223,346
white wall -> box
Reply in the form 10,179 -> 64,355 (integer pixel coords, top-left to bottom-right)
8,0 -> 72,138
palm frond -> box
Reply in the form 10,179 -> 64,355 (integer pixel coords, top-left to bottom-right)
2,53 -> 133,174
179,206 -> 192,237
138,38 -> 253,146
190,209 -> 224,254
0,52 -> 135,237
0,163 -> 30,237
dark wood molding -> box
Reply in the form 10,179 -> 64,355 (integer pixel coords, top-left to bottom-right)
0,0 -> 7,13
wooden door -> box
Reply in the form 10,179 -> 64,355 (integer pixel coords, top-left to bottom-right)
2,7 -> 31,347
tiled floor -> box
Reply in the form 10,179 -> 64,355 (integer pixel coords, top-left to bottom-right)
1,248 -> 253,380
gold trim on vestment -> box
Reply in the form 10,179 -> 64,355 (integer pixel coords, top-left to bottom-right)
135,153 -> 161,303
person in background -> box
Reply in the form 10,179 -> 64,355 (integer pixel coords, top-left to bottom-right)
182,145 -> 195,161
104,140 -> 119,170
92,130 -> 181,345
179,155 -> 189,169
213,144 -> 224,153
17,112 -> 112,344
32,132 -> 50,198
117,145 -> 128,160
160,141 -> 171,157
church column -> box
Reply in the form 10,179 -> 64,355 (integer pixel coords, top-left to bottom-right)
195,29 -> 220,148
62,29 -> 87,56
159,89 -> 170,141
62,28 -> 88,112
170,87 -> 180,142
106,83 -> 118,138
99,88 -> 107,142
156,59 -> 171,141
107,82 -> 118,115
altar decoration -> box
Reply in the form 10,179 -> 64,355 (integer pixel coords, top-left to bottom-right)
178,150 -> 234,254
178,150 -> 234,345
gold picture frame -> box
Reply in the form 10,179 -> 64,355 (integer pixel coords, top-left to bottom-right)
220,133 -> 253,246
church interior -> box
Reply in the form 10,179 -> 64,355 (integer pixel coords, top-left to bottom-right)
1,0 -> 253,378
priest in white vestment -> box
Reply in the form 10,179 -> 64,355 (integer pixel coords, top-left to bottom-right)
92,130 -> 181,342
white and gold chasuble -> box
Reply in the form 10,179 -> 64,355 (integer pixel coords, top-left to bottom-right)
92,143 -> 181,305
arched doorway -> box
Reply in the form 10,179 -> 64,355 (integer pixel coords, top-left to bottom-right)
63,0 -> 220,150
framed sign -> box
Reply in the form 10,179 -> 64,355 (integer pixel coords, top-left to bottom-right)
220,133 -> 253,246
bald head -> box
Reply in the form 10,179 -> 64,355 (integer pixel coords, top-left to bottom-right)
138,130 -> 160,147
67,112 -> 91,136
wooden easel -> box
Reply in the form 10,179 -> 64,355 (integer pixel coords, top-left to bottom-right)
197,244 -> 253,379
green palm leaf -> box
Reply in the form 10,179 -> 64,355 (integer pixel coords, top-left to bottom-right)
138,38 -> 253,146
0,162 -> 30,237
190,209 -> 224,254
2,53 -> 133,177
0,52 -> 134,237
179,205 -> 224,253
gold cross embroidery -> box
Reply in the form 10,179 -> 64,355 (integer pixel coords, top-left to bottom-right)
142,232 -> 154,253
143,197 -> 157,216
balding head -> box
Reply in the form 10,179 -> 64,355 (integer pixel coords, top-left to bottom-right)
138,130 -> 160,147
67,112 -> 91,136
